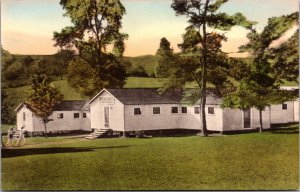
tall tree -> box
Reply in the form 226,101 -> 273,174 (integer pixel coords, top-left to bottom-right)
27,74 -> 64,137
167,0 -> 255,136
53,0 -> 128,97
156,37 -> 174,78
223,12 -> 298,132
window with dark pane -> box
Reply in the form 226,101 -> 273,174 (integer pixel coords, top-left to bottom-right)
171,107 -> 178,114
282,103 -> 287,110
74,113 -> 80,118
153,107 -> 160,114
181,107 -> 187,114
134,108 -> 141,115
194,107 -> 200,114
57,113 -> 64,119
208,107 -> 214,115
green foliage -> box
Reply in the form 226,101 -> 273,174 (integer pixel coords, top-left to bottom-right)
228,58 -> 251,81
156,38 -> 174,78
1,90 -> 15,124
2,129 -> 299,190
124,55 -> 158,76
67,58 -> 102,97
27,73 -> 63,133
240,12 -> 298,84
1,48 -> 32,87
52,49 -> 75,79
128,65 -> 149,77
269,30 -> 299,83
53,0 -> 128,96
169,0 -> 255,136
223,12 -> 299,132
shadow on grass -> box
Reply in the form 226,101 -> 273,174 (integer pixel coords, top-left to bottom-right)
270,127 -> 299,134
1,145 -> 131,158
269,122 -> 299,134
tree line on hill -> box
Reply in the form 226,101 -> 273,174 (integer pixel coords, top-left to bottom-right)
1,0 -> 298,137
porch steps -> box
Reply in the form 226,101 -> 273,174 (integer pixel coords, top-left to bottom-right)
84,128 -> 111,139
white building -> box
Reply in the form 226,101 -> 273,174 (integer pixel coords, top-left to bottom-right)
15,88 -> 298,135
88,88 -> 272,134
269,86 -> 299,124
15,100 -> 91,135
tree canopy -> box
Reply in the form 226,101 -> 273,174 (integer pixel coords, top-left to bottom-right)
27,73 -> 64,136
161,0 -> 255,136
222,12 -> 299,132
53,0 -> 128,97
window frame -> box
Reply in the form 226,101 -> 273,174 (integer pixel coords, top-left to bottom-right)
153,107 -> 160,115
208,107 -> 215,115
134,108 -> 142,115
171,106 -> 178,114
282,103 -> 288,110
74,113 -> 80,118
181,106 -> 187,114
194,107 -> 200,114
83,113 -> 87,118
57,113 -> 64,119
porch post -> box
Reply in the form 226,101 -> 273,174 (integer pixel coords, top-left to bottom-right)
122,131 -> 126,138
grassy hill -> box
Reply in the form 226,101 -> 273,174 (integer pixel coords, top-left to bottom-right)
124,55 -> 158,75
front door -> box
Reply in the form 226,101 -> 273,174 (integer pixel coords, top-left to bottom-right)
243,109 -> 251,128
104,107 -> 109,128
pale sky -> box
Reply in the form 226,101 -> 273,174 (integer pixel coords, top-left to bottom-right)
1,0 -> 298,57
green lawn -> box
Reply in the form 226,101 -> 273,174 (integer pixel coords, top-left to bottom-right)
1,124 -> 14,134
2,124 -> 299,190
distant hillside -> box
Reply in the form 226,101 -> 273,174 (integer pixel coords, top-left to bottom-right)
12,54 -> 159,76
124,55 -> 158,75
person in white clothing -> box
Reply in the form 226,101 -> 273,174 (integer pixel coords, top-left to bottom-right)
6,127 -> 14,146
16,126 -> 26,146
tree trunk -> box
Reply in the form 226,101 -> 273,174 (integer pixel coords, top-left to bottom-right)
259,109 -> 263,133
199,95 -> 208,136
44,123 -> 48,137
199,0 -> 210,137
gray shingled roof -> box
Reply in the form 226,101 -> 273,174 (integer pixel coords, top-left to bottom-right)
106,88 -> 221,105
107,88 -> 182,105
15,100 -> 88,112
54,100 -> 87,111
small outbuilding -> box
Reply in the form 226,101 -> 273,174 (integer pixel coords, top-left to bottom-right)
15,100 -> 91,135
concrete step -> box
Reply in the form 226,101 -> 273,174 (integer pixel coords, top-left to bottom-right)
85,137 -> 96,140
85,129 -> 115,140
